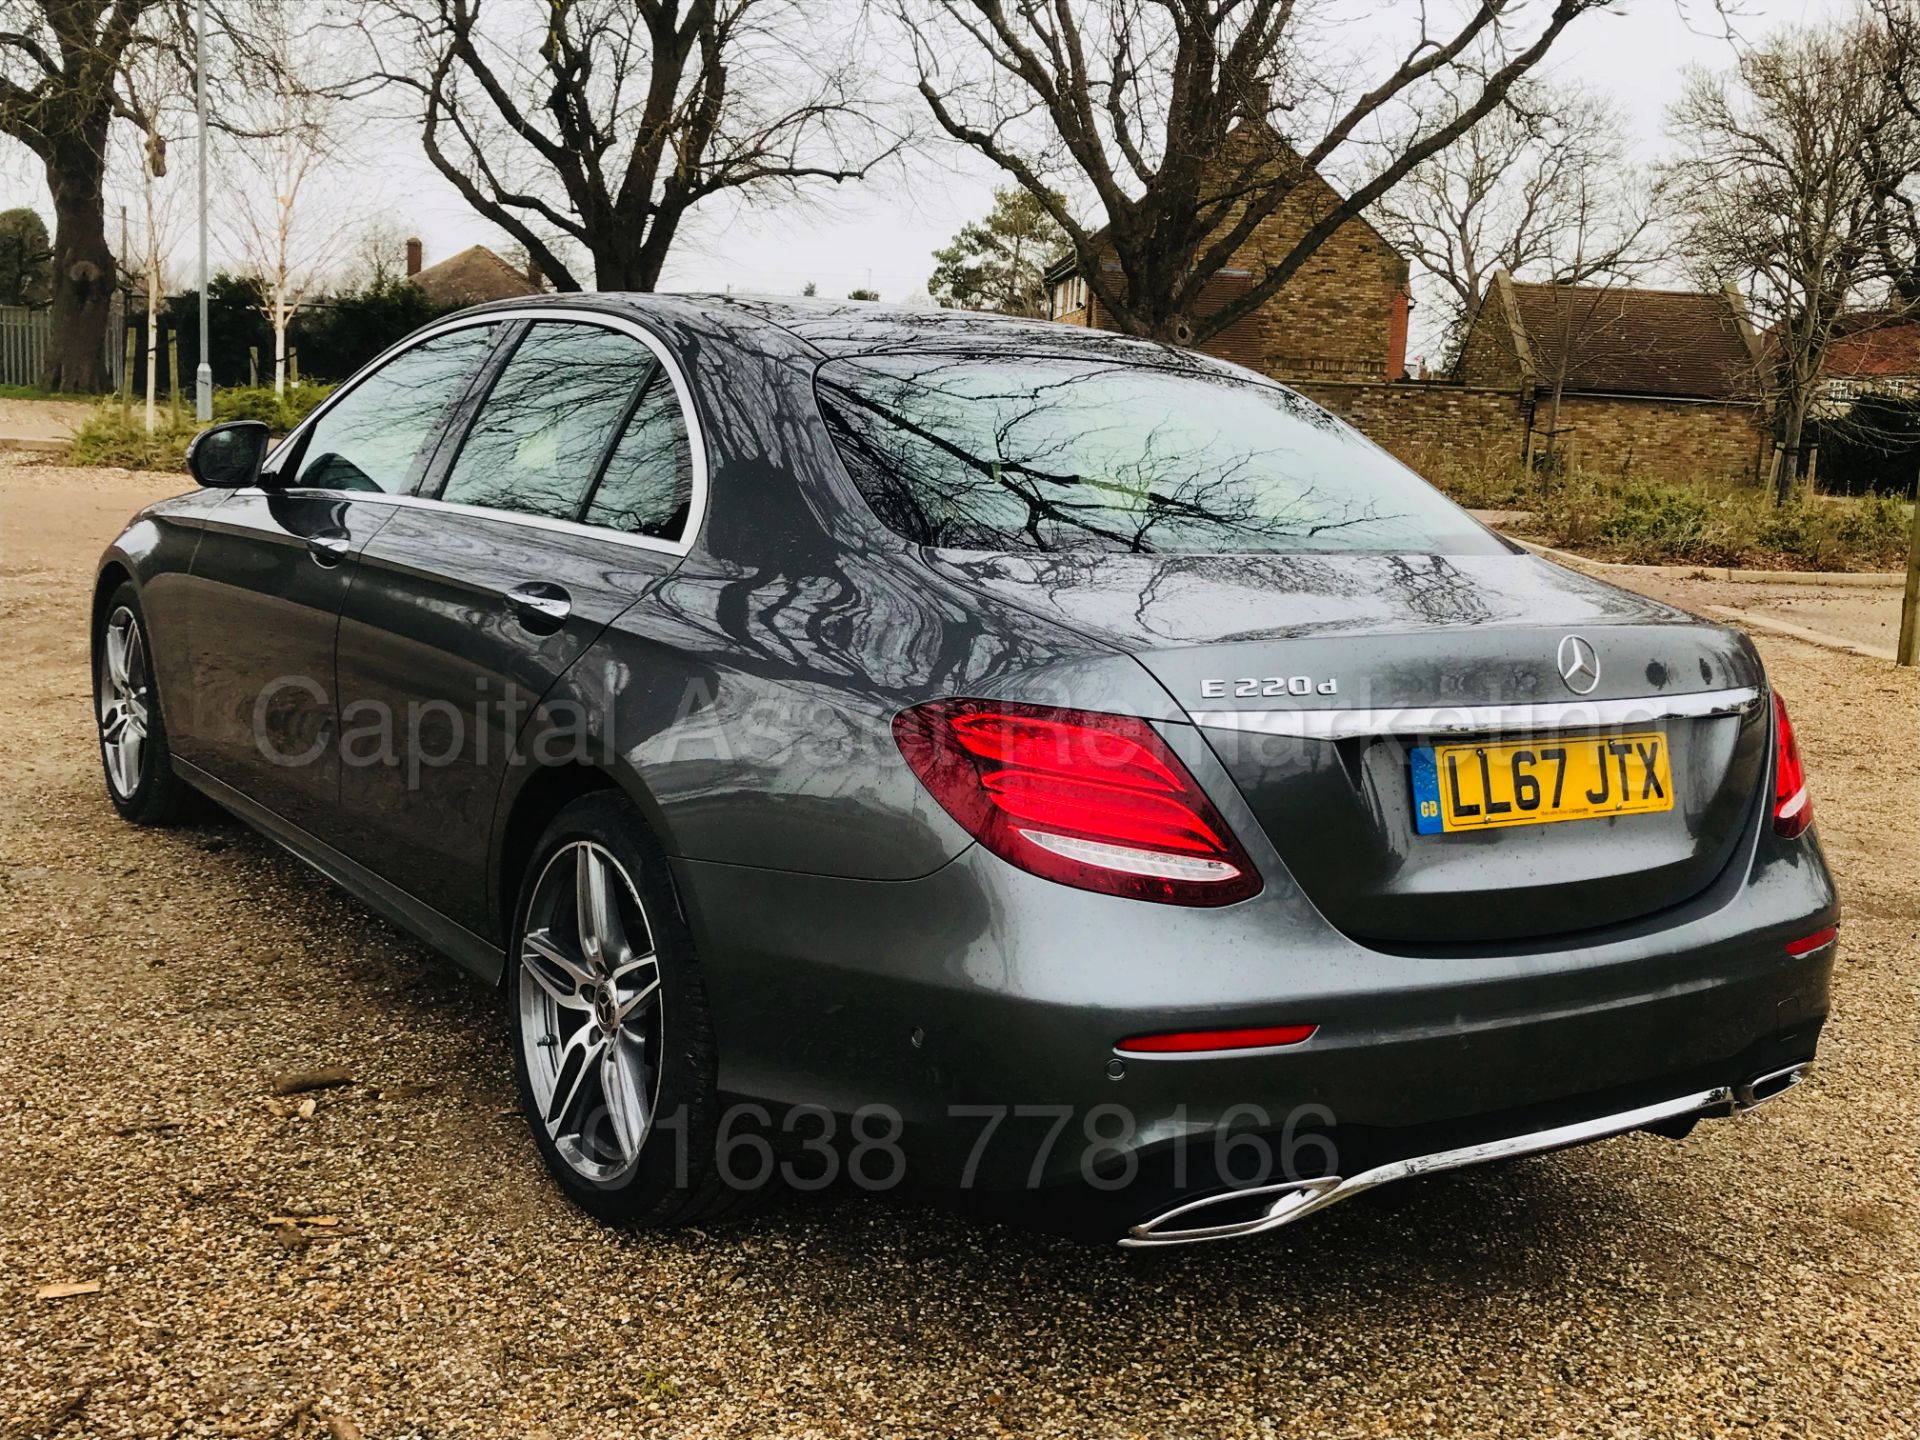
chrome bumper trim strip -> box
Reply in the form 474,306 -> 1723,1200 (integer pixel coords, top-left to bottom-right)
1119,1085 -> 1740,1248
1188,687 -> 1761,742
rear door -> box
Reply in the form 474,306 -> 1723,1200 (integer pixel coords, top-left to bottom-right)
178,322 -> 501,837
331,314 -> 701,936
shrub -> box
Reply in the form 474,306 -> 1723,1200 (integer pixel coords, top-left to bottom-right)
1831,491 -> 1914,565
212,386 -> 285,426
67,406 -> 201,472
1524,471 -> 1912,571
1418,451 -> 1534,509
211,382 -> 335,431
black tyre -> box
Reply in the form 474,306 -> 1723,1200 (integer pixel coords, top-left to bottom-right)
93,582 -> 198,827
507,791 -> 751,1226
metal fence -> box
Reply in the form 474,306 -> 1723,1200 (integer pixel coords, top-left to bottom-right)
0,303 -> 126,390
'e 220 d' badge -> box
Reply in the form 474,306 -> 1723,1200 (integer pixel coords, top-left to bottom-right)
1200,676 -> 1339,699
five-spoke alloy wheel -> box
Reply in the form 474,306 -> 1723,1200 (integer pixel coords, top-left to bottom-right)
98,604 -> 151,799
93,584 -> 193,826
507,793 -> 740,1226
517,840 -> 665,1184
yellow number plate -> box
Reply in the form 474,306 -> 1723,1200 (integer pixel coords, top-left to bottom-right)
1411,732 -> 1675,834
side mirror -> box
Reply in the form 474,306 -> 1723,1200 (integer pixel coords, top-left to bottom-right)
186,421 -> 269,489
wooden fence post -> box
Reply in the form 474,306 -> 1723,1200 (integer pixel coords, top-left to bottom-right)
120,327 -> 136,413
1898,477 -> 1920,667
167,332 -> 181,423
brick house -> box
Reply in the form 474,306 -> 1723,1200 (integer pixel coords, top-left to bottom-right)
1818,311 -> 1920,405
1295,273 -> 1772,484
404,237 -> 542,309
1449,270 -> 1770,479
1035,121 -> 1770,484
1042,117 -> 1412,384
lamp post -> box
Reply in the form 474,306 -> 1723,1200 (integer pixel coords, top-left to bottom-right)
1899,471 -> 1920,668
193,0 -> 211,422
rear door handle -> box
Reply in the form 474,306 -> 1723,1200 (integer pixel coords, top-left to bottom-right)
506,582 -> 572,632
308,532 -> 352,567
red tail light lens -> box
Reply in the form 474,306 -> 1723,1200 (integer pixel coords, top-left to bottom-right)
1116,1024 -> 1317,1055
1771,691 -> 1813,839
1785,924 -> 1837,957
892,698 -> 1262,905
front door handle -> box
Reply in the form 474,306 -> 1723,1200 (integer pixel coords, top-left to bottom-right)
506,582 -> 572,632
308,531 -> 351,567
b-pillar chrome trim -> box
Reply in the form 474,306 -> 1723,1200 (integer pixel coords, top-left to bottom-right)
1118,1077 -> 1799,1248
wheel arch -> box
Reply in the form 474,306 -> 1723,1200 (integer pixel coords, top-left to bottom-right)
488,758 -> 682,978
90,558 -> 136,665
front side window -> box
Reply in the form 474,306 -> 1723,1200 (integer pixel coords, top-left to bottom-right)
441,322 -> 653,520
816,354 -> 1504,556
582,371 -> 693,541
290,325 -> 496,493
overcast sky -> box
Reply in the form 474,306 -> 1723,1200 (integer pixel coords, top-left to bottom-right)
1,0 -> 1848,335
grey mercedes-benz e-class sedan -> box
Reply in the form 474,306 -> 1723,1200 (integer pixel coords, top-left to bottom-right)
92,296 -> 1837,1245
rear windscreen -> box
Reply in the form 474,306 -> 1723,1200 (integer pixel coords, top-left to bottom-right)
815,353 -> 1505,556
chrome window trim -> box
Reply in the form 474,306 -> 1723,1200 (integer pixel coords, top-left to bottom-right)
1189,686 -> 1762,741
262,487 -> 690,558
262,306 -> 709,557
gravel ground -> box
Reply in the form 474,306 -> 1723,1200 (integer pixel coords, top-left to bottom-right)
0,398 -> 94,445
3,455 -> 1917,1439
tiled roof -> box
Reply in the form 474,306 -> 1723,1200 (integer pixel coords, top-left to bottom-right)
1505,281 -> 1758,400
1823,314 -> 1920,378
410,245 -> 541,309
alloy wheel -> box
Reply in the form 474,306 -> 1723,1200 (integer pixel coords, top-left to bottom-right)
98,606 -> 151,799
517,841 -> 665,1183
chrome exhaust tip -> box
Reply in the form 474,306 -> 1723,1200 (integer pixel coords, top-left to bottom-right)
1736,1061 -> 1813,1110
1119,1085 -> 1735,1248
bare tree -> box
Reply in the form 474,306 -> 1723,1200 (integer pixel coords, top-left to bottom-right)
1374,78 -> 1665,363
342,214 -> 418,291
1669,15 -> 1920,502
116,37 -> 193,430
1864,0 -> 1920,299
359,0 -> 901,292
897,0 -> 1609,348
225,12 -> 361,393
1,0 -> 171,390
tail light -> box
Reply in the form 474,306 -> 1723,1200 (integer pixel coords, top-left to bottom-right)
892,698 -> 1261,906
1116,1024 -> 1317,1055
1785,924 -> 1837,957
1771,691 -> 1813,838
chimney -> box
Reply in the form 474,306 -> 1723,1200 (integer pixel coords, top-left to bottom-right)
1387,283 -> 1411,381
405,237 -> 423,276
1238,78 -> 1272,126
525,252 -> 542,290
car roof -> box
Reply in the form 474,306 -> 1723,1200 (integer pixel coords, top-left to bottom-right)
451,291 -> 1241,373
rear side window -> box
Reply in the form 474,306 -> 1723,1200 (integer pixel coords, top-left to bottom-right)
815,354 -> 1503,555
290,325 -> 495,493
582,371 -> 693,541
442,322 -> 653,520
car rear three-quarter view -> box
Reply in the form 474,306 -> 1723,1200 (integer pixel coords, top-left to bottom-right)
91,297 -> 1839,1247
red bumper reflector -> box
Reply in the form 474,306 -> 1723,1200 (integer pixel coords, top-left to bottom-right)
1115,1024 -> 1318,1055
1786,925 -> 1837,957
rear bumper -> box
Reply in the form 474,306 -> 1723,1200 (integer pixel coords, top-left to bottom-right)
1119,1062 -> 1813,1247
673,801 -> 1837,1221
